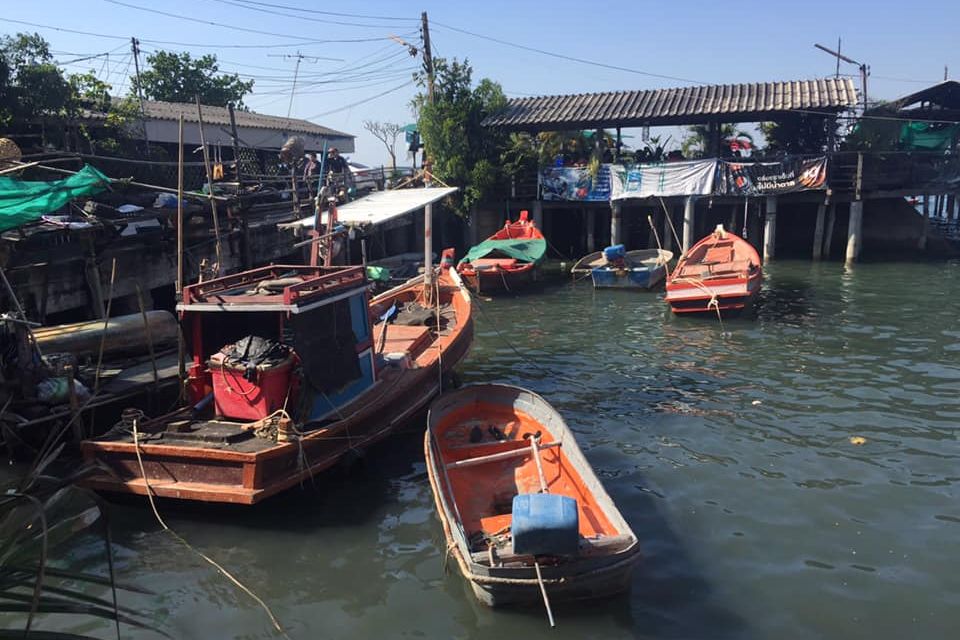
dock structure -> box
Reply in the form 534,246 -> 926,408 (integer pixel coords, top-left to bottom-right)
483,79 -> 960,262
0,100 -> 362,321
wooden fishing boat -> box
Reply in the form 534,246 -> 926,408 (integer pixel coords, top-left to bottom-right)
457,211 -> 546,293
425,384 -> 640,607
81,195 -> 473,505
665,225 -> 762,314
580,247 -> 673,290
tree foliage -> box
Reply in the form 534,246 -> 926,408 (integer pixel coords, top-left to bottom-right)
761,113 -> 833,155
132,50 -> 254,107
680,124 -> 753,158
414,58 -> 507,214
0,33 -> 74,126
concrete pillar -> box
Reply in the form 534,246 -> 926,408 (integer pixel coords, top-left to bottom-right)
532,199 -> 544,230
846,200 -> 864,264
611,201 -> 623,245
918,195 -> 929,251
682,196 -> 696,253
663,206 -> 674,252
763,195 -> 777,262
586,208 -> 596,252
824,203 -> 836,258
812,202 -> 826,260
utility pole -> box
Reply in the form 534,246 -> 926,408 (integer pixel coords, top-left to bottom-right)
421,11 -> 435,105
130,36 -> 151,154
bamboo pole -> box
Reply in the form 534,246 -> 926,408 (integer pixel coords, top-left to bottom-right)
195,97 -> 224,273
176,114 -> 184,296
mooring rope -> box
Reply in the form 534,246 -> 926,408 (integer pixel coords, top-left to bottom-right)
130,417 -> 291,639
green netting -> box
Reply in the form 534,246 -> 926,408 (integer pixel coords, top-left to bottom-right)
459,238 -> 547,265
899,122 -> 960,150
0,165 -> 111,232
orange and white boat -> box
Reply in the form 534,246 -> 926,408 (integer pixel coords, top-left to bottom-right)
665,224 -> 762,314
457,211 -> 546,293
425,384 -> 640,607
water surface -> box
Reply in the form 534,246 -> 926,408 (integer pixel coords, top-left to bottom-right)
29,260 -> 960,639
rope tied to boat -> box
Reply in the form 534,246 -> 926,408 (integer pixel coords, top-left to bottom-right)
130,417 -> 291,639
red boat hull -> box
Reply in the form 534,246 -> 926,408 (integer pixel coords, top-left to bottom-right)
460,261 -> 538,293
458,211 -> 544,294
665,227 -> 762,315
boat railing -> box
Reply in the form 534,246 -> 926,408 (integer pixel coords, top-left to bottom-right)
182,264 -> 365,306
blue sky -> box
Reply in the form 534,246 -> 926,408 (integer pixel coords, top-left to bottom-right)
3,0 -> 957,164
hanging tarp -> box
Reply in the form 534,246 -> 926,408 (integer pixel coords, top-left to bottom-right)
899,122 -> 960,151
0,165 -> 111,232
610,160 -> 716,200
716,156 -> 827,196
540,165 -> 614,201
459,238 -> 547,265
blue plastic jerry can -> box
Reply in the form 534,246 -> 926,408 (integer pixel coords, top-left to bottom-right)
511,493 -> 580,556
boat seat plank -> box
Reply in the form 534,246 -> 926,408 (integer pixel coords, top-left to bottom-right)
380,324 -> 431,356
472,258 -> 518,270
445,441 -> 561,470
702,246 -> 734,264
469,533 -> 636,566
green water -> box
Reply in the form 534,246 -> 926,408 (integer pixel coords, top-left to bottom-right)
23,260 -> 960,639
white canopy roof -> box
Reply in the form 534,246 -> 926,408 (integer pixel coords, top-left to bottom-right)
291,187 -> 458,228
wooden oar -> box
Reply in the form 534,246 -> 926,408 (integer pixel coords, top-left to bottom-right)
524,431 -> 556,628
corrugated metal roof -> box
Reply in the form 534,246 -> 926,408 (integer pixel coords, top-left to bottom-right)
142,100 -> 354,139
887,80 -> 960,112
291,187 -> 459,228
483,78 -> 858,130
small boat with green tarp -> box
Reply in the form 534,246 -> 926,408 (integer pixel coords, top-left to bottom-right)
457,211 -> 546,293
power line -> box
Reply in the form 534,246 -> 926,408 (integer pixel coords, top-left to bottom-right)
303,80 -> 415,119
226,0 -> 419,21
102,0 -> 371,42
0,17 -> 393,49
204,0 -> 415,29
430,20 -> 706,85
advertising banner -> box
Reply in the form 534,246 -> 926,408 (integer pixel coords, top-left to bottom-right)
539,165 -> 613,201
610,159 -> 717,200
718,156 -> 827,195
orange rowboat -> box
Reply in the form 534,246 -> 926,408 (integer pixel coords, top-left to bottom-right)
457,211 -> 546,294
425,385 -> 640,607
665,224 -> 762,314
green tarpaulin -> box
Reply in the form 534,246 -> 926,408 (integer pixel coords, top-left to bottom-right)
0,165 -> 111,232
459,238 -> 547,265
899,122 -> 960,151
366,265 -> 391,282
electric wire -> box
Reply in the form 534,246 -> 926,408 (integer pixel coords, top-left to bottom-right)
430,19 -> 707,85
0,17 -> 394,49
226,0 -> 419,21
204,0 -> 415,29
103,0 -> 374,42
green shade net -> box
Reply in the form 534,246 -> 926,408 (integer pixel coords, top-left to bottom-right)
899,122 -> 960,150
0,165 -> 111,232
459,238 -> 547,265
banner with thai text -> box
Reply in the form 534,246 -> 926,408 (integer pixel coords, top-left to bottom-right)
610,159 -> 717,200
717,156 -> 827,195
